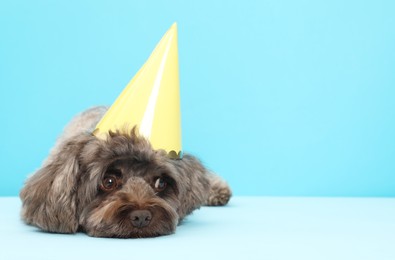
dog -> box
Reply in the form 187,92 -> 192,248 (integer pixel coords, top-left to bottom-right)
20,106 -> 231,238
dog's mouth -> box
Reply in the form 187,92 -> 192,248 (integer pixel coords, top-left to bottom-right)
83,197 -> 179,238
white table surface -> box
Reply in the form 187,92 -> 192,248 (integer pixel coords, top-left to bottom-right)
1,196 -> 394,260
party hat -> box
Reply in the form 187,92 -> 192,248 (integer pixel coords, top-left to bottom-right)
93,23 -> 182,159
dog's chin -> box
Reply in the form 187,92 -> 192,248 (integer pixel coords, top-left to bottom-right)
82,196 -> 179,238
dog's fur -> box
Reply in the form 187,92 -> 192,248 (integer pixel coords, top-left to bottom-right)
20,107 -> 231,238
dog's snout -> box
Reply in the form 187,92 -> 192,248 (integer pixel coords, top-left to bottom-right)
130,210 -> 152,228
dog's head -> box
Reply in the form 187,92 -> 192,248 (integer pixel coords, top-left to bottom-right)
20,129 -> 209,238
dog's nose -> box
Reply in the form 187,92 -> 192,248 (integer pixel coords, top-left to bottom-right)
130,210 -> 152,228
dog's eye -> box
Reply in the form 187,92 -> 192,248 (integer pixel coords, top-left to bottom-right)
100,176 -> 118,192
154,177 -> 167,192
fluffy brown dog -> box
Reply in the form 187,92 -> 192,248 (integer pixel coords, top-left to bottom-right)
20,107 -> 231,238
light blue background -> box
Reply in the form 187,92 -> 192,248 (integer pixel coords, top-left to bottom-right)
1,0 -> 394,197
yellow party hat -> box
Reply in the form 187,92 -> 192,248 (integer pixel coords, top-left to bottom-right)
93,23 -> 182,159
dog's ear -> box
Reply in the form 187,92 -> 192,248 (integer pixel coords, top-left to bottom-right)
170,155 -> 212,218
20,135 -> 92,233
170,154 -> 232,219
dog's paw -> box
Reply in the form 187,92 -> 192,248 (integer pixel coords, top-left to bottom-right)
207,186 -> 231,206
206,175 -> 232,206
